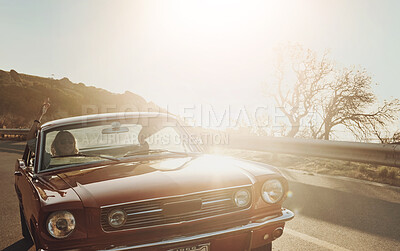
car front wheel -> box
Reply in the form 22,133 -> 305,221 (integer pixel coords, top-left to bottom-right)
252,243 -> 272,251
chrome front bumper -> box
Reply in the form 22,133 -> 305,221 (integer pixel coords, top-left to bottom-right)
101,208 -> 294,251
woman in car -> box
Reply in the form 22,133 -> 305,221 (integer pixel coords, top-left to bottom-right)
26,99 -> 79,167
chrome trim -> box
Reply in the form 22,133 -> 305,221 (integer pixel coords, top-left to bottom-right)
41,112 -> 174,131
202,198 -> 232,205
100,186 -> 252,233
99,208 -> 294,251
100,184 -> 252,209
101,206 -> 252,233
126,209 -> 163,216
36,130 -> 44,173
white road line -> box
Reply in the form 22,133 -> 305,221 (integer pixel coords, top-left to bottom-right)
285,228 -> 351,251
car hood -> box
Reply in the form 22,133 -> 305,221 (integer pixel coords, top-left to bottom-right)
50,154 -> 277,207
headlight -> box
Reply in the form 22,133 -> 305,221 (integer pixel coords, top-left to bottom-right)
261,179 -> 284,204
108,209 -> 127,228
46,211 -> 75,238
234,189 -> 251,207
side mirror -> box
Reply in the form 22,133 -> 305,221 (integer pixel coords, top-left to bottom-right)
15,159 -> 26,176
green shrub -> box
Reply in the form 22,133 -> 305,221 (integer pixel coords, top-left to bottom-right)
387,169 -> 396,179
358,165 -> 367,173
378,166 -> 389,178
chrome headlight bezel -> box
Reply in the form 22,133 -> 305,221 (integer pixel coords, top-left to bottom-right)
234,189 -> 251,208
261,179 -> 284,204
108,209 -> 127,228
46,211 -> 76,239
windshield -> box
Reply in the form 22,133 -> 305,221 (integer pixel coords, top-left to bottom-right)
39,116 -> 198,172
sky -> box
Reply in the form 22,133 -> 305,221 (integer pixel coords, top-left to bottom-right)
0,0 -> 399,130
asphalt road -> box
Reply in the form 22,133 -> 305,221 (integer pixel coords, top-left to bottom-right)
0,140 -> 399,251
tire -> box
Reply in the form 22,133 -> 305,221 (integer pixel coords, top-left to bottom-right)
19,207 -> 31,240
252,243 -> 272,251
264,243 -> 272,251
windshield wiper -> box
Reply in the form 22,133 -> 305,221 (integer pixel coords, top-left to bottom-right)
123,149 -> 188,157
52,153 -> 120,162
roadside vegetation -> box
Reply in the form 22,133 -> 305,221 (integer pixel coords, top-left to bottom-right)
212,148 -> 400,187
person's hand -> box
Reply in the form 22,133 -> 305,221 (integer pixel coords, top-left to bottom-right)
28,98 -> 50,140
39,98 -> 51,120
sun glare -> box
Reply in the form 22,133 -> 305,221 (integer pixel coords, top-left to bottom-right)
112,0 -> 292,113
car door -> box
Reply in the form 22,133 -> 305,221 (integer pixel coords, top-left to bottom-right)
15,144 -> 40,230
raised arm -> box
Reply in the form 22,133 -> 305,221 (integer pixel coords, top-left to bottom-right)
27,98 -> 50,141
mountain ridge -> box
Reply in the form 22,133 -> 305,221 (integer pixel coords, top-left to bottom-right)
0,69 -> 163,128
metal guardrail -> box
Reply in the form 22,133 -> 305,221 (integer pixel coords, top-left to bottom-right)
221,135 -> 400,168
1,128 -> 399,167
0,128 -> 29,138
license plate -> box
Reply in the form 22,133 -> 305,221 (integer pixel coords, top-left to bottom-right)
167,242 -> 210,251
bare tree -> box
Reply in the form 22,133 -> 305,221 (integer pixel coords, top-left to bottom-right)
268,44 -> 333,137
268,44 -> 399,141
311,68 -> 399,141
386,131 -> 400,144
363,105 -> 400,143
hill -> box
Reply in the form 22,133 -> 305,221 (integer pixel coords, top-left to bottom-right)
0,69 -> 162,128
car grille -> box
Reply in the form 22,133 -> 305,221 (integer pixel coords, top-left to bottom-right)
100,186 -> 252,232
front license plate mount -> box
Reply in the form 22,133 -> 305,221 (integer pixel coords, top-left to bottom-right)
167,242 -> 210,251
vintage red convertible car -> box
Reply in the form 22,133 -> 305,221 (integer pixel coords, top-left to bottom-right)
15,112 -> 294,251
